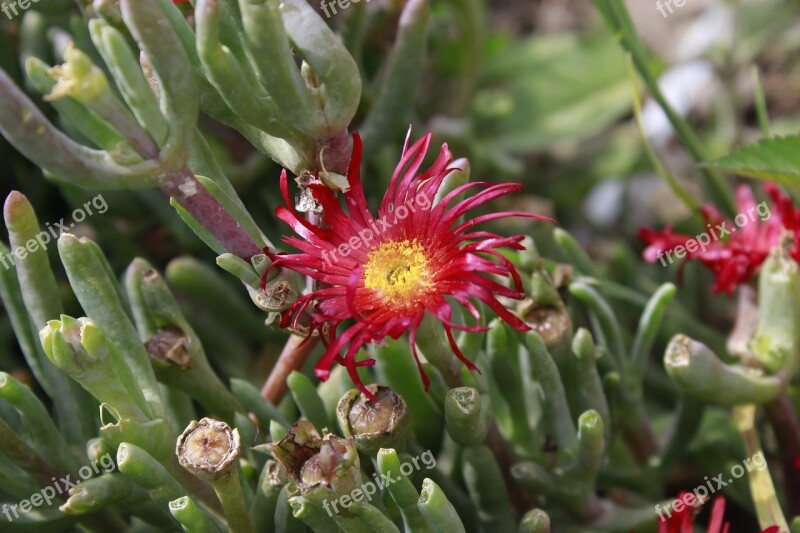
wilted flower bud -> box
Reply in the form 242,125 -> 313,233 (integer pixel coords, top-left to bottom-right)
336,385 -> 409,454
268,420 -> 360,503
176,418 -> 241,482
520,270 -> 572,365
265,459 -> 288,487
145,327 -> 192,369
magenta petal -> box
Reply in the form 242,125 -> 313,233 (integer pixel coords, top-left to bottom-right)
267,130 -> 553,396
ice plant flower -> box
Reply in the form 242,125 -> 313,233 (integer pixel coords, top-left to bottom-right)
264,131 -> 554,398
639,183 -> 800,295
657,494 -> 778,533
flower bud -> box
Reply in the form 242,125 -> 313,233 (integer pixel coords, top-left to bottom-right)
45,43 -> 110,103
336,385 -> 410,454
39,315 -> 149,421
176,418 -> 241,482
268,420 -> 361,503
521,270 -> 572,366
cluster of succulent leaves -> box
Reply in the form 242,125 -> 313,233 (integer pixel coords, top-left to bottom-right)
0,0 -> 800,532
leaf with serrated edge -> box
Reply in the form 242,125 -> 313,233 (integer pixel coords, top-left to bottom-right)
704,135 -> 800,187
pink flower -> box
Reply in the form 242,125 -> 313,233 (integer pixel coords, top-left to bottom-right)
658,494 -> 778,533
264,131 -> 553,399
640,184 -> 800,295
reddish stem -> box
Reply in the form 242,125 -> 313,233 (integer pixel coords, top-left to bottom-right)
161,169 -> 262,259
261,334 -> 320,404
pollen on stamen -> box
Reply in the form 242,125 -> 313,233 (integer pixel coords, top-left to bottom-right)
363,239 -> 430,305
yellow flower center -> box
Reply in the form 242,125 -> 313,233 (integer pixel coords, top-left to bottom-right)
363,239 -> 430,305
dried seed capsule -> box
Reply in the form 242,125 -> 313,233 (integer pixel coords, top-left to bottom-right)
337,385 -> 410,454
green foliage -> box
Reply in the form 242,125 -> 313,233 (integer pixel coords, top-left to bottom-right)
0,0 -> 799,531
478,34 -> 632,152
706,134 -> 800,186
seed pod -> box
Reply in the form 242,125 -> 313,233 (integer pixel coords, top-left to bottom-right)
337,385 -> 410,453
176,418 -> 253,533
176,417 -> 241,482
268,420 -> 361,504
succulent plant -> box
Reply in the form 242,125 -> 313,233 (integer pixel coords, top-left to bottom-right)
0,0 -> 799,532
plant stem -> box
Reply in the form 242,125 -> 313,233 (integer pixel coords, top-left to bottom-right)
415,313 -> 462,387
261,334 -> 320,404
733,405 -> 789,531
213,469 -> 254,533
751,66 -> 772,137
165,455 -> 224,516
627,55 -> 702,219
596,0 -> 735,215
161,168 -> 262,259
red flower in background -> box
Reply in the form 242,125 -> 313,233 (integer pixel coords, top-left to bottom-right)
264,131 -> 553,399
639,183 -> 800,295
658,494 -> 778,533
